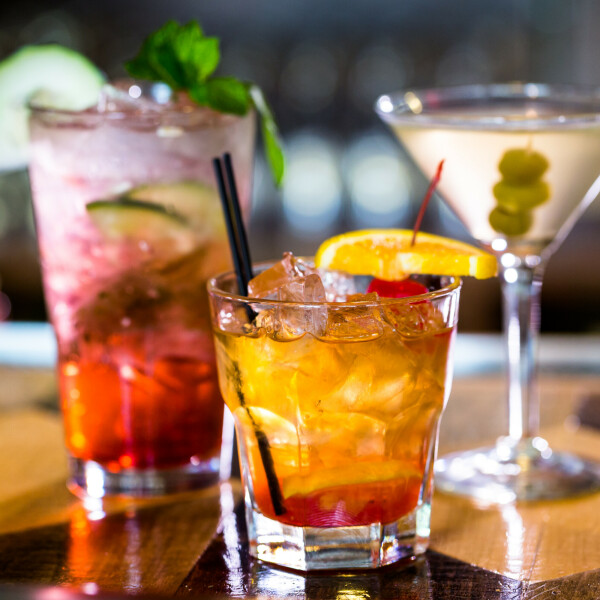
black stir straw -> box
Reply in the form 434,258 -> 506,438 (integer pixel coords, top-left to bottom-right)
212,153 -> 286,516
213,155 -> 253,295
223,153 -> 254,286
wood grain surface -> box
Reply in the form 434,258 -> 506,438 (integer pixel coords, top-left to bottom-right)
1,365 -> 599,599
179,495 -> 600,599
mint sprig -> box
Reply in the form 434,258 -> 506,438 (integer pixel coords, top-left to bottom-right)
126,20 -> 284,186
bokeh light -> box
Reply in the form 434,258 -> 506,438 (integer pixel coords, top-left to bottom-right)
343,131 -> 412,227
281,130 -> 342,233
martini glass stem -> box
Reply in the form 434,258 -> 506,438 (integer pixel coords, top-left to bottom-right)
500,261 -> 544,442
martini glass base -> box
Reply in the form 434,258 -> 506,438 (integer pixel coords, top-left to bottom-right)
434,437 -> 600,504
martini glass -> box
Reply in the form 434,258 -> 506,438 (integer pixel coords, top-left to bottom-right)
376,83 -> 600,503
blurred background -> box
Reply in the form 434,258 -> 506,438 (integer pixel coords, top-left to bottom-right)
0,0 -> 599,332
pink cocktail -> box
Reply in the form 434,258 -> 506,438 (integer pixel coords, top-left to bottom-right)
28,81 -> 255,496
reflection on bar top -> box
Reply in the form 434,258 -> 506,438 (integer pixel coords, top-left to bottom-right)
0,322 -> 598,376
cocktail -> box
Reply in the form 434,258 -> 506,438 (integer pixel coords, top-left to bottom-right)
27,82 -> 255,496
1,20 -> 283,498
376,83 -> 600,502
209,250 -> 462,570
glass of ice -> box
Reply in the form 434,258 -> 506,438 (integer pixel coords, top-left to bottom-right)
27,81 -> 255,497
208,254 -> 461,570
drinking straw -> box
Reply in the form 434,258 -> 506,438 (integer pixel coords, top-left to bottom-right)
213,156 -> 250,297
223,152 -> 254,285
212,154 -> 286,516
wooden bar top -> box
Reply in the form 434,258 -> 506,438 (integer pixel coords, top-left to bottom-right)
1,346 -> 600,599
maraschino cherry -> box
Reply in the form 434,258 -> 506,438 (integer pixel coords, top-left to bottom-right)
368,159 -> 444,299
366,278 -> 428,298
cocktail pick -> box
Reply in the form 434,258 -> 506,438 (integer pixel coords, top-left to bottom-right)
212,153 -> 286,516
411,159 -> 444,246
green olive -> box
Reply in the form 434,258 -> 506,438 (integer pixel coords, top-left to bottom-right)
493,180 -> 550,212
489,206 -> 533,236
498,148 -> 549,184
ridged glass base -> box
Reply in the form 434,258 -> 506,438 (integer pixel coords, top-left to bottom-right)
245,502 -> 431,571
68,457 -> 220,498
435,437 -> 600,503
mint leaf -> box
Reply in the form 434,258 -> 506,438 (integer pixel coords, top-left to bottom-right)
150,45 -> 187,89
126,20 -> 181,85
151,20 -> 180,46
173,22 -> 219,82
250,86 -> 285,186
126,19 -> 217,89
190,78 -> 251,115
126,20 -> 286,186
125,54 -> 157,81
262,121 -> 285,187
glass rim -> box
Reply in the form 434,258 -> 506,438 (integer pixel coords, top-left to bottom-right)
375,82 -> 600,130
207,259 -> 462,308
28,80 -> 253,128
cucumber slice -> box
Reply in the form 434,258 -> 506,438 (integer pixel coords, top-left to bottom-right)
86,198 -> 196,254
125,181 -> 226,235
0,45 -> 105,170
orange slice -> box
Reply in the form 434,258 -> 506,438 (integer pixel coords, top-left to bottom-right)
315,229 -> 497,280
282,460 -> 421,499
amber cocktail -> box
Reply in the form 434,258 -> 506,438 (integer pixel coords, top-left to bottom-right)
209,255 -> 461,570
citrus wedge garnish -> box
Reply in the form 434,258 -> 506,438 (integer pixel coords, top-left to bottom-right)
282,460 -> 421,499
315,229 -> 497,280
125,181 -> 225,235
0,45 -> 105,169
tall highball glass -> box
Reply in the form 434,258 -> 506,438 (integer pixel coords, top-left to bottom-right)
28,81 -> 255,497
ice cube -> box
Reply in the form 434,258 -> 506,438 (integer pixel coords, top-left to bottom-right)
293,256 -> 319,277
276,274 -> 328,338
320,301 -> 384,342
278,273 -> 326,303
248,252 -> 318,299
256,305 -> 325,342
253,306 -> 296,340
212,297 -> 259,335
310,337 -> 424,420
251,268 -> 329,340
298,411 -> 386,468
318,268 -> 358,301
382,301 -> 446,339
